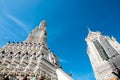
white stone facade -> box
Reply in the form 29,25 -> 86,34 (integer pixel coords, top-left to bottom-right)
0,20 -> 72,80
85,30 -> 120,80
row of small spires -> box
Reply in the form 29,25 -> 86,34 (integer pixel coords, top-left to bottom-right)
0,50 -> 46,58
1,48 -> 55,57
0,50 -> 56,57
1,50 -> 36,54
7,41 -> 45,45
0,73 -> 50,80
5,42 -> 56,55
6,41 -> 49,51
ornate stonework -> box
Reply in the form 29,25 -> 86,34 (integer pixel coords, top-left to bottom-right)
0,20 -> 72,80
85,29 -> 120,80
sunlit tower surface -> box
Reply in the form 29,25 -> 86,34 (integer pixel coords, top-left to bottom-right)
85,29 -> 120,80
0,20 -> 72,80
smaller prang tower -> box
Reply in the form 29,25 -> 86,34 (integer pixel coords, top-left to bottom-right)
85,29 -> 120,80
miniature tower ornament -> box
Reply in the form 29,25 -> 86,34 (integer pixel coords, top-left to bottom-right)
85,30 -> 120,80
0,20 -> 72,80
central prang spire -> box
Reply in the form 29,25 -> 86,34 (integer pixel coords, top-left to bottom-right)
25,20 -> 47,44
0,20 -> 73,80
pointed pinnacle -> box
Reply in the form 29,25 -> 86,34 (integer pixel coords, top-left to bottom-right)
39,20 -> 47,29
87,26 -> 92,33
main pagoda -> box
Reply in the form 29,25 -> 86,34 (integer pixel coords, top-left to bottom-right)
0,20 -> 72,80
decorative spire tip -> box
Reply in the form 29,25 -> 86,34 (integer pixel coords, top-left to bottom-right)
39,20 -> 47,29
87,26 -> 92,33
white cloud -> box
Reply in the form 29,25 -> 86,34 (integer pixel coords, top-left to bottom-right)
7,14 -> 29,34
0,20 -> 18,38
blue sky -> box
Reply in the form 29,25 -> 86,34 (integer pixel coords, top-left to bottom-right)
0,0 -> 120,80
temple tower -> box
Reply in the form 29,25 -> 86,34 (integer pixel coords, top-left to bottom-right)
0,20 -> 72,80
85,29 -> 120,80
